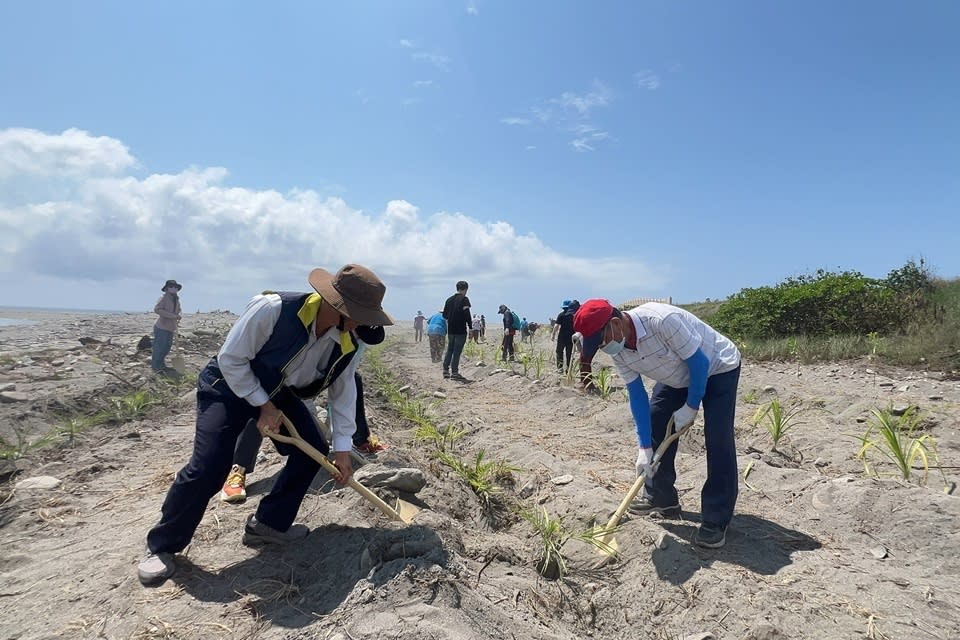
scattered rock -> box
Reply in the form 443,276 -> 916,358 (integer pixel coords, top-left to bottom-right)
680,634 -> 715,640
0,391 -> 28,403
928,394 -> 943,401
0,382 -> 14,392
654,532 -> 670,550
15,475 -> 62,490
432,391 -> 446,399
550,474 -> 574,485
869,545 -> 888,560
397,385 -> 411,394
896,384 -> 911,392
354,465 -> 427,493
78,337 -> 102,346
762,385 -> 777,394
517,482 -> 536,498
740,624 -> 784,640
890,403 -> 914,416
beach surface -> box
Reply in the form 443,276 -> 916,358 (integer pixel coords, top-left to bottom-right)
1,309 -> 959,640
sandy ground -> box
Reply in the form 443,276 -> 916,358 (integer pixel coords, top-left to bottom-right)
1,310 -> 959,640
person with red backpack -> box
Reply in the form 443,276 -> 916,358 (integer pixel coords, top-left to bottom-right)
497,304 -> 520,362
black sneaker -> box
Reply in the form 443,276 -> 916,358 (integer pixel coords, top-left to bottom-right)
450,373 -> 468,382
627,495 -> 681,517
442,371 -> 450,379
695,523 -> 727,548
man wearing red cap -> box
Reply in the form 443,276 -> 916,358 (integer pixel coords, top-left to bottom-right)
573,299 -> 741,548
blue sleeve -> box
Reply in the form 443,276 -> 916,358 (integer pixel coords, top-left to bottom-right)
626,377 -> 652,448
685,348 -> 709,408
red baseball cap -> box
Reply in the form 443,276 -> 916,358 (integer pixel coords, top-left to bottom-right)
573,299 -> 615,358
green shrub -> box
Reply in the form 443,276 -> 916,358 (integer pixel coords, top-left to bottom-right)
710,267 -> 928,341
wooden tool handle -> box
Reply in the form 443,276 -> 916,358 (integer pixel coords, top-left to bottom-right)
604,417 -> 689,533
267,414 -> 405,522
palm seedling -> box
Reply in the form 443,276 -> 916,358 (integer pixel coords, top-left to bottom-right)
520,507 -> 618,579
854,406 -> 940,484
752,398 -> 803,451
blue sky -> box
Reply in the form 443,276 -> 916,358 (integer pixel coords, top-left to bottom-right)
1,1 -> 958,322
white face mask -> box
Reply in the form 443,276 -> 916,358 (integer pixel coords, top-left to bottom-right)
601,337 -> 625,356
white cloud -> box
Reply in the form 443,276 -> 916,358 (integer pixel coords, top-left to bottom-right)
412,51 -> 451,71
552,80 -> 612,115
525,145 -> 536,151
0,128 -> 666,315
0,127 -> 135,177
466,1 -> 478,15
504,81 -> 614,152
413,80 -> 434,88
571,139 -> 594,153
634,70 -> 660,90
400,39 -> 452,71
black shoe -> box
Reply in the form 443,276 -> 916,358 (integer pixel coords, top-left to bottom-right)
695,523 -> 727,548
627,496 -> 681,517
442,371 -> 450,379
450,373 -> 469,382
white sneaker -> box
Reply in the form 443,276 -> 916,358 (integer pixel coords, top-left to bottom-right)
137,549 -> 175,585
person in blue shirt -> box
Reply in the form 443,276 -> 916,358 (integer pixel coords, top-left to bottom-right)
426,309 -> 447,363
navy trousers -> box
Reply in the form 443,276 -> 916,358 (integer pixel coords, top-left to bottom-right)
646,365 -> 741,528
146,363 -> 329,554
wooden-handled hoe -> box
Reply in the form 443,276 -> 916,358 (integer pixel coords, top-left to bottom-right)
596,417 -> 690,564
264,413 -> 418,523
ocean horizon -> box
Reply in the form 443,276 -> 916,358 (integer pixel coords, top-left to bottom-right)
0,305 -> 133,315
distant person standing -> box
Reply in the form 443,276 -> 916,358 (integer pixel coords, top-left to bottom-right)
470,314 -> 482,343
442,280 -> 471,381
554,299 -> 578,373
413,310 -> 426,343
497,304 -> 518,362
480,315 -> 486,340
152,279 -> 182,373
426,309 -> 447,363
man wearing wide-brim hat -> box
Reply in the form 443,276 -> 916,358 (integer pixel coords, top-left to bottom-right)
138,264 -> 394,586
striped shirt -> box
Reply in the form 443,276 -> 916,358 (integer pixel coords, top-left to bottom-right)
613,303 -> 740,388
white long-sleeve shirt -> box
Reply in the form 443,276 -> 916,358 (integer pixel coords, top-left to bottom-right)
217,293 -> 359,452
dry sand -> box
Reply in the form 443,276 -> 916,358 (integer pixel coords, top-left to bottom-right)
1,309 -> 959,640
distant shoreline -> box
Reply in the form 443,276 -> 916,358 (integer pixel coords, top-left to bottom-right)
0,305 -> 131,315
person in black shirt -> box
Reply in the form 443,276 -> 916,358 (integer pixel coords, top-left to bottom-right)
554,299 -> 579,373
441,280 -> 471,381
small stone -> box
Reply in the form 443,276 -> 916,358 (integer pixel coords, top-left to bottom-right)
928,394 -> 943,401
813,458 -> 829,468
865,369 -> 876,375
0,383 -> 14,392
896,384 -> 910,392
354,465 -> 427,493
762,386 -> 777,394
654,532 -> 669,550
397,385 -> 411,394
870,545 -> 888,560
0,391 -> 28,403
432,391 -> 447,399
517,482 -> 535,499
890,404 -> 913,416
16,476 -> 62,490
550,474 -> 574,485
856,416 -> 867,423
